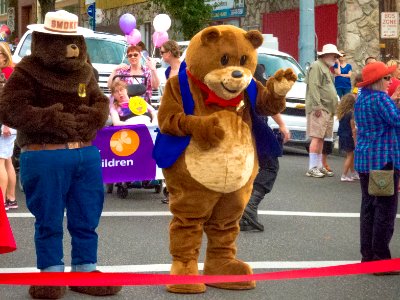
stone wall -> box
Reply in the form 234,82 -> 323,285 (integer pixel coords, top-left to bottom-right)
341,0 -> 380,72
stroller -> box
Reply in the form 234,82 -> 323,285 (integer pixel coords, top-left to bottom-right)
108,74 -> 163,199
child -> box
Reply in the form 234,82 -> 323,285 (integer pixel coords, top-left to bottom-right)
110,80 -> 157,126
337,93 -> 358,181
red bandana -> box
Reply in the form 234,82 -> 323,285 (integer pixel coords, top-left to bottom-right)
186,70 -> 243,107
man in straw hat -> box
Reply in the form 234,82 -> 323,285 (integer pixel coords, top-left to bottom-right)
0,10 -> 122,298
305,43 -> 341,178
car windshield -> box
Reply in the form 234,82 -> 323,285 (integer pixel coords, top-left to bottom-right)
257,53 -> 306,82
80,38 -> 128,65
16,33 -> 129,65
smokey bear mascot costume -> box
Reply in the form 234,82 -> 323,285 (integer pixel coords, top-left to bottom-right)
0,11 -> 122,299
154,25 -> 296,294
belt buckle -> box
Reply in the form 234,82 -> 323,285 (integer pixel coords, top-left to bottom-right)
66,142 -> 80,149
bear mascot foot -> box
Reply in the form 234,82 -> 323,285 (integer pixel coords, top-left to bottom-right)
69,270 -> 122,296
29,286 -> 66,299
166,260 -> 206,294
203,258 -> 256,290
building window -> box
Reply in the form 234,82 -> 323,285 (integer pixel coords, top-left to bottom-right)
0,0 -> 7,15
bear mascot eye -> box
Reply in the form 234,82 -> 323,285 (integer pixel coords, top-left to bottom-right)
221,54 -> 229,65
240,55 -> 247,66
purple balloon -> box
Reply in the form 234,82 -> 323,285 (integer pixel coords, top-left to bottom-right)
126,29 -> 141,46
152,31 -> 169,48
119,14 -> 136,35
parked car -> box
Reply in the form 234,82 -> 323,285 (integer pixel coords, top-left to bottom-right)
257,47 -> 339,148
156,45 -> 338,148
12,29 -> 162,105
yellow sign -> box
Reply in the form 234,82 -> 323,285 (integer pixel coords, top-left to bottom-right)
96,0 -> 146,10
129,96 -> 147,115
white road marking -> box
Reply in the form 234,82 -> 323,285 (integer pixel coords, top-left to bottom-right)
6,211 -> 400,218
0,261 -> 359,273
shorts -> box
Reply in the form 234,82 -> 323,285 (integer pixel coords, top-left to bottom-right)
339,135 -> 355,152
0,134 -> 16,159
306,110 -> 334,139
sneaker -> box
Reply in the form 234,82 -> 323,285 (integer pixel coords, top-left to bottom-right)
306,167 -> 325,178
6,199 -> 18,209
4,202 -> 8,211
324,164 -> 333,172
320,167 -> 334,177
351,172 -> 360,180
341,175 -> 354,182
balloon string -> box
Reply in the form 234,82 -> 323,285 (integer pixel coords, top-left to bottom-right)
152,35 -> 158,58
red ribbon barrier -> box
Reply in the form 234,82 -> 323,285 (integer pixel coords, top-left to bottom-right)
0,258 -> 399,286
0,191 -> 17,254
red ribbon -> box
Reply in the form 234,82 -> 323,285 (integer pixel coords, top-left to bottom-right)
186,70 -> 243,107
0,259 -> 399,286
0,190 -> 17,254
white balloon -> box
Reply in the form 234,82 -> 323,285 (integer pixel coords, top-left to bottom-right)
153,14 -> 171,32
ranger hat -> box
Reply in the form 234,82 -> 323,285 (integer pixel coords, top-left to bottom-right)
27,10 -> 92,36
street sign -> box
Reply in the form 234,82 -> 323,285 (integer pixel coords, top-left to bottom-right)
87,3 -> 95,18
7,7 -> 15,32
381,12 -> 399,39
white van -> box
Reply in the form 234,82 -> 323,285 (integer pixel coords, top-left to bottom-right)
12,29 -> 162,104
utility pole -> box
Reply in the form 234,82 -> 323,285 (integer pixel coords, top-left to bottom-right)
379,0 -> 399,62
299,0 -> 315,70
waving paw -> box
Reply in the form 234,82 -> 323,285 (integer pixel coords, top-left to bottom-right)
270,68 -> 297,97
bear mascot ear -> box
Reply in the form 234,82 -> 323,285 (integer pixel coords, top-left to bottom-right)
245,30 -> 263,49
201,26 -> 222,45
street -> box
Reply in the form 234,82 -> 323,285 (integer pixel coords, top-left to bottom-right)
1,148 -> 400,299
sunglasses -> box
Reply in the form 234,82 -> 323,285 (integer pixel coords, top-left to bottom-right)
383,76 -> 392,81
160,50 -> 168,55
127,53 -> 139,58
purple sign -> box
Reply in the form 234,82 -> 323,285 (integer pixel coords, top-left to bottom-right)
93,125 -> 157,183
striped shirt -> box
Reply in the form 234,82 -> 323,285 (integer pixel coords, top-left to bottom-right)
354,88 -> 400,172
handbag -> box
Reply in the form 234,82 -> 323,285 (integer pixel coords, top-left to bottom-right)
368,169 -> 394,196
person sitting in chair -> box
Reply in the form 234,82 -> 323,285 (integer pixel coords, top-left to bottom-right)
109,80 -> 157,126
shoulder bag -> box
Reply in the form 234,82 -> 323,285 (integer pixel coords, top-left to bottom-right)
368,168 -> 394,197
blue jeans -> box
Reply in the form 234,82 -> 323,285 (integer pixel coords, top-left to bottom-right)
20,146 -> 104,271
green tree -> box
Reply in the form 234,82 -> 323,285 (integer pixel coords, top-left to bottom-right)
38,0 -> 56,22
150,0 -> 213,40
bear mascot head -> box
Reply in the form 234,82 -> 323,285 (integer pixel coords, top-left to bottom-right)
154,25 -> 296,294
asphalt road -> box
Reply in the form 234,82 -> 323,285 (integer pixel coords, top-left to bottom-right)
1,147 -> 400,299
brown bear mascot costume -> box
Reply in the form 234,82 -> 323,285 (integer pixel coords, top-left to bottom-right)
154,25 -> 296,293
0,11 -> 122,299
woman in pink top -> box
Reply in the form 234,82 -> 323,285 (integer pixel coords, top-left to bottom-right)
107,45 -> 160,104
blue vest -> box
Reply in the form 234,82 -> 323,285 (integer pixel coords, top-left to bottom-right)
152,69 -> 282,168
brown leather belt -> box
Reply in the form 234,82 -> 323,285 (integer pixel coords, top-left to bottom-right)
23,141 -> 92,151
